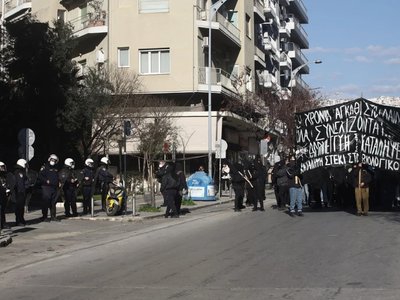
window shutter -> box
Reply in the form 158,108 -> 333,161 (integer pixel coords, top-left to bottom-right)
140,0 -> 169,13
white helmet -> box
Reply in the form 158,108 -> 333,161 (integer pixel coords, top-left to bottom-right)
85,158 -> 94,167
100,157 -> 110,165
64,158 -> 75,169
0,161 -> 6,171
48,154 -> 59,163
16,159 -> 27,168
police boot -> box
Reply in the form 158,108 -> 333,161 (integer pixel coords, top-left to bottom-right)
51,215 -> 61,222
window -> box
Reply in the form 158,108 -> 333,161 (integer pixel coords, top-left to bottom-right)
140,49 -> 170,74
118,48 -> 130,67
139,0 -> 169,14
57,10 -> 66,23
245,14 -> 251,38
78,60 -> 87,77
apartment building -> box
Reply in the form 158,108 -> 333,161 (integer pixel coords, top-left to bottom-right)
1,0 -> 310,170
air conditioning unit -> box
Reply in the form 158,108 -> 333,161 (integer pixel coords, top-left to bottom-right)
200,10 -> 207,21
202,37 -> 209,48
223,52 -> 230,61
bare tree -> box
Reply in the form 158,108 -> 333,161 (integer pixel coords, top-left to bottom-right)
75,64 -> 145,158
224,66 -> 322,158
136,98 -> 179,207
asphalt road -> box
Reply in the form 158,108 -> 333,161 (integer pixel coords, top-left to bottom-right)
1,196 -> 400,300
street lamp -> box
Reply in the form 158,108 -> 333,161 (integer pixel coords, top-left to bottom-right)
289,59 -> 322,88
208,0 -> 229,178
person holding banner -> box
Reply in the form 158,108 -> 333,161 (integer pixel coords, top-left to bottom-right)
350,162 -> 372,216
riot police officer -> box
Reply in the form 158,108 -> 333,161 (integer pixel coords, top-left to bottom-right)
98,157 -> 113,211
38,154 -> 61,222
60,158 -> 79,217
82,158 -> 95,215
14,159 -> 29,226
0,162 -> 10,229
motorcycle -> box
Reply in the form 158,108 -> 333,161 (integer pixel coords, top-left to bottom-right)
106,180 -> 127,216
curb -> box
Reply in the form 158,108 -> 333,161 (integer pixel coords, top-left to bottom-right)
0,234 -> 12,247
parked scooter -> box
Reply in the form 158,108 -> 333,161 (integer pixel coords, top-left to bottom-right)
106,180 -> 127,216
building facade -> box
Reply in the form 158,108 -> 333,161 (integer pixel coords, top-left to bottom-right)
1,0 -> 310,171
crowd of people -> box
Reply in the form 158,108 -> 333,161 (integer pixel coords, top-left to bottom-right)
0,154 -> 116,229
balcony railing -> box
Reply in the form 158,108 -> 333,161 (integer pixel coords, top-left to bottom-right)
263,36 -> 278,54
69,13 -> 107,34
4,0 -> 31,13
197,10 -> 240,41
198,67 -> 234,90
280,51 -> 292,69
254,0 -> 264,14
288,42 -> 308,65
292,0 -> 307,15
264,0 -> 277,19
287,14 -> 308,40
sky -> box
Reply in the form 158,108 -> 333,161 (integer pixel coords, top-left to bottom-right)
303,0 -> 400,100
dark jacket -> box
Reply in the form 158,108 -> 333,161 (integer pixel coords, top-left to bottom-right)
83,167 -> 95,187
230,163 -> 245,190
14,166 -> 29,194
275,164 -> 289,187
287,162 -> 302,189
160,165 -> 179,192
38,162 -> 59,188
350,166 -> 372,188
98,164 -> 113,183
175,163 -> 187,191
59,166 -> 77,191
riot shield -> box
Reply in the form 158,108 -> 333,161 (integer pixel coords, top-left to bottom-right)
27,169 -> 38,187
74,169 -> 84,195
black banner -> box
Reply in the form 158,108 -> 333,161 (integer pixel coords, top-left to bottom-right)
295,98 -> 400,173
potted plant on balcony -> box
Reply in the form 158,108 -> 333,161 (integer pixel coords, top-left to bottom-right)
88,0 -> 105,26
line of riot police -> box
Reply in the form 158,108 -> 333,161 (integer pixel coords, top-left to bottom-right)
0,154 -> 114,229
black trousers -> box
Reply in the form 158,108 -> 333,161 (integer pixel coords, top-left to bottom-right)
42,186 -> 58,217
246,187 -> 254,205
274,185 -> 280,207
253,186 -> 264,209
278,185 -> 289,208
163,189 -> 178,216
64,188 -> 77,216
234,188 -> 244,210
0,194 -> 7,227
101,182 -> 109,210
15,192 -> 26,223
83,186 -> 92,214
313,187 -> 322,208
174,191 -> 183,215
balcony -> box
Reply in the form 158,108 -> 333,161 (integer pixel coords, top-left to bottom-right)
262,35 -> 278,56
287,42 -> 308,73
253,0 -> 266,23
279,21 -> 291,38
69,13 -> 108,40
286,14 -> 309,49
254,45 -> 266,68
291,75 -> 309,90
198,67 -> 237,94
257,71 -> 277,88
289,0 -> 308,24
264,0 -> 277,20
279,0 -> 290,6
197,10 -> 241,48
279,51 -> 292,70
4,0 -> 31,20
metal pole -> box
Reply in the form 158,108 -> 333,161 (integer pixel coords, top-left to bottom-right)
207,9 -> 212,178
124,123 -> 127,216
132,193 -> 136,216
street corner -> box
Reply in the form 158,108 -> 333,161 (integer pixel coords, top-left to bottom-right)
0,234 -> 13,247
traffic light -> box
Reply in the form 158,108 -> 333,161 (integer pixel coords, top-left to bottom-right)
124,120 -> 131,136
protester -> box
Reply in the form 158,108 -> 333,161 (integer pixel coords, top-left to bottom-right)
221,163 -> 231,192
229,162 -> 246,212
275,157 -> 290,211
350,162 -> 372,216
287,155 -> 303,217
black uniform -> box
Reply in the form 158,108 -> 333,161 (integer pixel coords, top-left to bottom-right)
38,162 -> 60,220
230,163 -> 245,212
82,167 -> 95,214
251,162 -> 265,211
159,165 -> 179,217
60,166 -> 79,217
0,170 -> 9,229
14,165 -> 29,225
98,164 -> 113,211
174,163 -> 187,216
